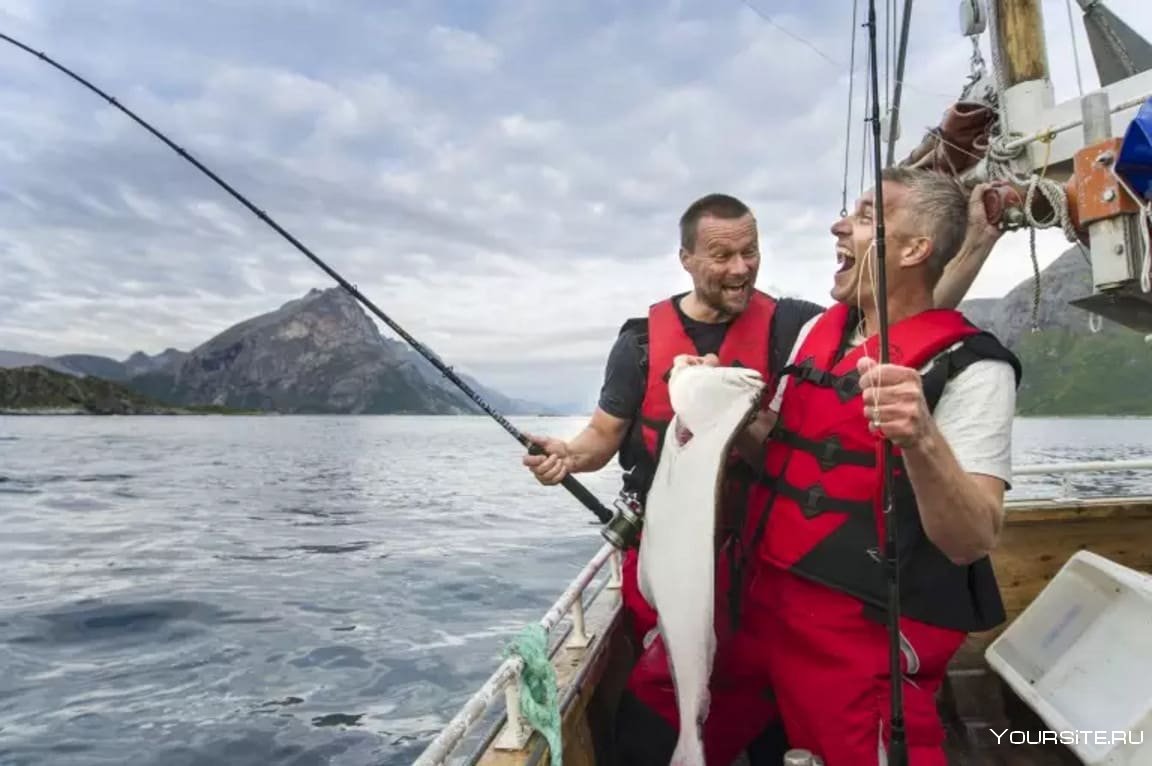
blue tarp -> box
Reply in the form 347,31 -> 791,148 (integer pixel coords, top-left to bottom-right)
1116,96 -> 1152,200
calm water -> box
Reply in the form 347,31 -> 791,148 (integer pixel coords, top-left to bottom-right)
1,415 -> 1150,766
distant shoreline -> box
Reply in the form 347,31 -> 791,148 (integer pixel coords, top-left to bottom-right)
0,407 -> 263,416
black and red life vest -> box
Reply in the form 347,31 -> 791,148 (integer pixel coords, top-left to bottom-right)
630,291 -> 776,481
745,302 -> 1021,633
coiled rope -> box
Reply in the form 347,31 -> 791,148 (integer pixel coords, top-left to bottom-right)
502,625 -> 562,765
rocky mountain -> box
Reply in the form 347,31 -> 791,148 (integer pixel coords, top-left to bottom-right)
2,287 -> 557,416
133,287 -> 474,413
0,350 -> 83,377
0,366 -> 241,415
960,244 -> 1152,415
52,349 -> 189,381
958,244 -> 1131,347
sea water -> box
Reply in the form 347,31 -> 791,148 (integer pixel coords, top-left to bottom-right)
0,414 -> 1149,765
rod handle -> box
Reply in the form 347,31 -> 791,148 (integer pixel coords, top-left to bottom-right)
526,442 -> 613,523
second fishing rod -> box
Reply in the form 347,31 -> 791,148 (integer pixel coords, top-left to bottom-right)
0,31 -> 617,531
865,0 -> 908,761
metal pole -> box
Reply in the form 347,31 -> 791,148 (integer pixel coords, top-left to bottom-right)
885,0 -> 914,168
1080,90 -> 1141,289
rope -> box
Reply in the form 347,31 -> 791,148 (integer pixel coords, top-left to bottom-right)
1065,0 -> 1085,97
986,132 -> 1079,330
503,624 -> 562,765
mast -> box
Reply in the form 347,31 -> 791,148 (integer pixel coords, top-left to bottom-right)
988,0 -> 1152,333
993,0 -> 1048,88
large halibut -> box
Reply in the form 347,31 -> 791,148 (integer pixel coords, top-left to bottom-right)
637,355 -> 766,765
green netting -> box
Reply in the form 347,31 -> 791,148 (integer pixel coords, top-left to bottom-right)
503,624 -> 562,765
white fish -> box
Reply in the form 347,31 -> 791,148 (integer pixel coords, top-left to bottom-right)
637,355 -> 766,766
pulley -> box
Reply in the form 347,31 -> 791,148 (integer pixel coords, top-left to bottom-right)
959,0 -> 987,37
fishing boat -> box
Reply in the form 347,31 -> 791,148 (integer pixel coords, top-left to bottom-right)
3,0 -> 1147,762
413,1 -> 1152,764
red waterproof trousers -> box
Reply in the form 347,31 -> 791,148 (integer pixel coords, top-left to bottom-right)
622,561 -> 965,765
754,564 -> 966,765
621,546 -> 782,766
620,546 -> 658,645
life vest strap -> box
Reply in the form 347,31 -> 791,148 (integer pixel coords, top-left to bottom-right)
639,416 -> 666,431
770,426 -> 876,471
782,357 -> 861,402
774,480 -> 874,519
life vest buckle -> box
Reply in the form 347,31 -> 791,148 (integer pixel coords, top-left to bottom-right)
801,484 -> 827,518
831,370 -> 861,403
817,435 -> 843,471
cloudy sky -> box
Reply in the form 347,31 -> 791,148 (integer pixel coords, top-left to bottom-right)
2,0 -> 1150,409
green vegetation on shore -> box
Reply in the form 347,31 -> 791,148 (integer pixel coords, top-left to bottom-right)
0,366 -> 255,415
1014,329 -> 1152,416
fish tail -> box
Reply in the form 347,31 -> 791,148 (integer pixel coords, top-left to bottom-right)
670,708 -> 707,766
670,730 -> 706,766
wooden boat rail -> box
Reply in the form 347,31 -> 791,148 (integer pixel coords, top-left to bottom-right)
411,456 -> 1152,766
412,541 -> 623,766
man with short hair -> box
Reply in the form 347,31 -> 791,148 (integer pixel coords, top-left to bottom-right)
732,166 -> 1021,765
525,192 -> 797,651
522,182 -> 1005,764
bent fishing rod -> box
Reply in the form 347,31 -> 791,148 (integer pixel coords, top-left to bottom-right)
864,0 -> 907,763
0,31 -> 613,526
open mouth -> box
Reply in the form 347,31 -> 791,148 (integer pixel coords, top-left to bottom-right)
836,247 -> 856,274
722,282 -> 749,298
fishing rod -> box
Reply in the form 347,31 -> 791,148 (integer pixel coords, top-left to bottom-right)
0,31 -> 613,527
864,0 -> 907,762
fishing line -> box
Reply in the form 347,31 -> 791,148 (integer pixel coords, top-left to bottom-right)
864,0 -> 907,762
0,31 -> 614,526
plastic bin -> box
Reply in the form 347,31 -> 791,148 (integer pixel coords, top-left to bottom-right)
984,550 -> 1152,764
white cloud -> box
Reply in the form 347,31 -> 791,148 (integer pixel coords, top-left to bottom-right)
0,0 -> 1150,410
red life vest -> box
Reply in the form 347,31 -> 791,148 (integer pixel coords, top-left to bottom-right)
618,290 -> 776,644
637,290 -> 776,462
745,302 -> 1016,633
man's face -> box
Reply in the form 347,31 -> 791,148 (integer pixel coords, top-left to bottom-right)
829,181 -> 919,306
681,213 -> 760,319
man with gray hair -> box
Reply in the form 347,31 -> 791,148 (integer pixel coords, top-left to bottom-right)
723,166 -> 1023,764
526,174 -> 1012,765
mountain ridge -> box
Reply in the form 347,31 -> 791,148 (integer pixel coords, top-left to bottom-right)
1,287 -> 559,416
958,244 -> 1151,416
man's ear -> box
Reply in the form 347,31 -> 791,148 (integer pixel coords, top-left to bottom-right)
901,237 -> 933,268
679,246 -> 691,268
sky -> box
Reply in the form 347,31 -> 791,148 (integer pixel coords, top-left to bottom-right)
1,0 -> 1150,410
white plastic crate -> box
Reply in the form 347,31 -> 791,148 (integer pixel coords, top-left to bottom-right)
984,550 -> 1152,764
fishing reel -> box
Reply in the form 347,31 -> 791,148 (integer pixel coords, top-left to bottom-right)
600,490 -> 644,550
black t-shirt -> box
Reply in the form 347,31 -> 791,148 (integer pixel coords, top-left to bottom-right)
597,295 -> 825,419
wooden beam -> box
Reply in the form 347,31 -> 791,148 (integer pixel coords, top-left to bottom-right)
994,0 -> 1050,87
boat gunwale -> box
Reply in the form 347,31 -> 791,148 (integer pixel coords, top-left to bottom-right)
413,542 -> 622,766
